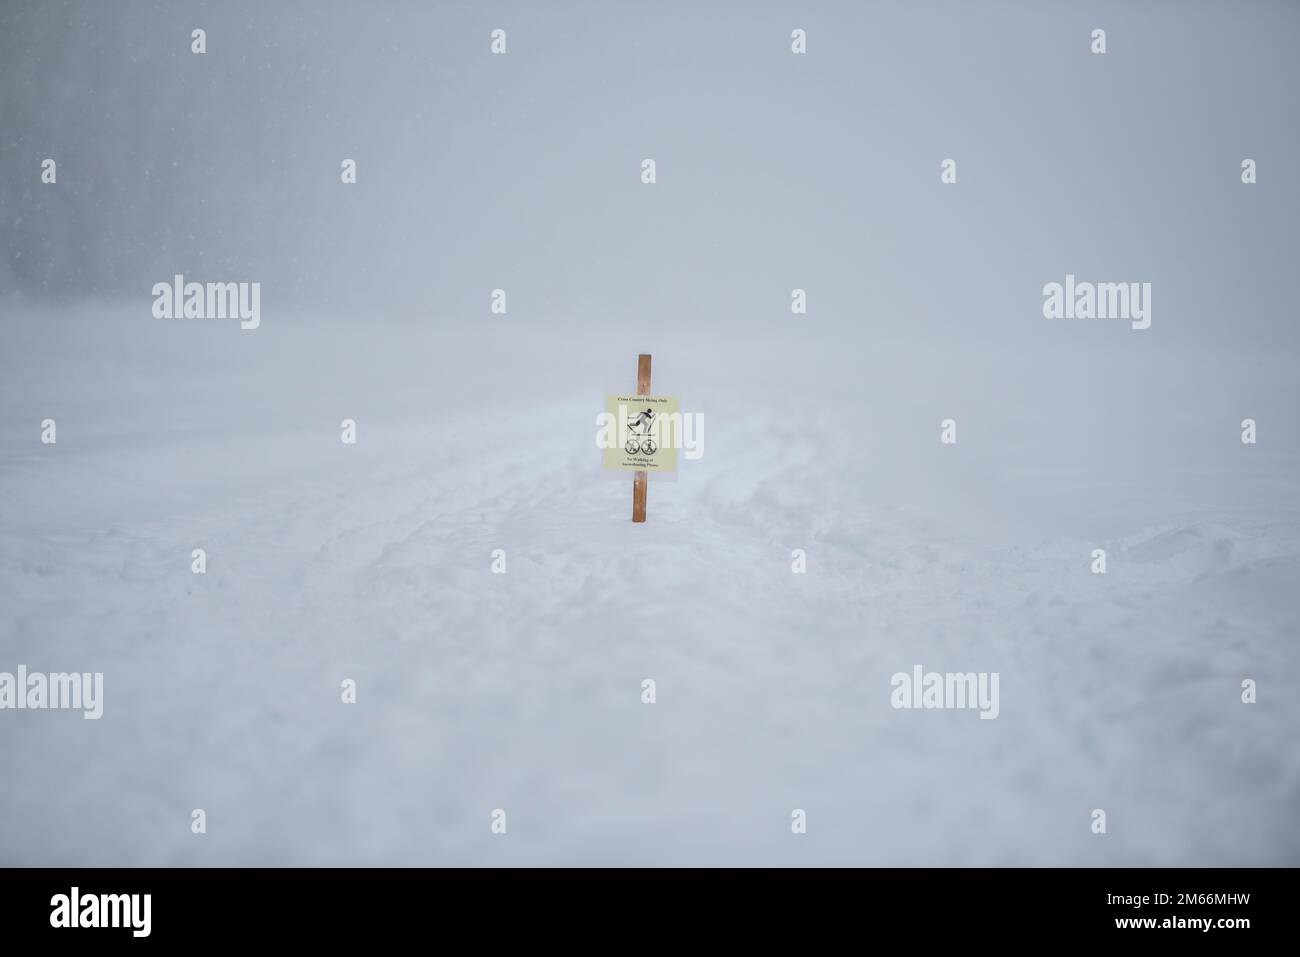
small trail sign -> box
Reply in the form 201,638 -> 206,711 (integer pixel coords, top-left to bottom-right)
603,354 -> 680,522
601,394 -> 680,473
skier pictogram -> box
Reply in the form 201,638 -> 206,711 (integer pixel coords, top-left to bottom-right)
625,407 -> 657,455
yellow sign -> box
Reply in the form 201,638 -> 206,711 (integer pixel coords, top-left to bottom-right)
602,395 -> 680,472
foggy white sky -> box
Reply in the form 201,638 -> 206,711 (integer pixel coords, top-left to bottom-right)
1,0 -> 1297,354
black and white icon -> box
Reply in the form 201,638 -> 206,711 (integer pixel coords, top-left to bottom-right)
626,408 -> 657,456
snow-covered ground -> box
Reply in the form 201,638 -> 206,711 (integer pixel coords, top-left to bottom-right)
0,305 -> 1296,866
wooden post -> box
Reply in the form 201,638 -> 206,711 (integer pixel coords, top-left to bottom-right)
632,353 -> 651,522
